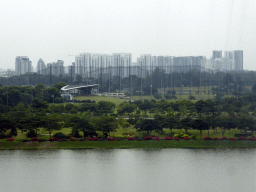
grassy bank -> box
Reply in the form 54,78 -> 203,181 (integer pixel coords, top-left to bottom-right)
1,140 -> 256,150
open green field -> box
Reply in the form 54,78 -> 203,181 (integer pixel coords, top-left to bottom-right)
74,95 -> 125,105
72,85 -> 253,105
1,140 -> 256,150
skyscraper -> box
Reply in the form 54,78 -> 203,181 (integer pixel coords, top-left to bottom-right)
15,56 -> 32,75
233,50 -> 243,71
37,58 -> 46,75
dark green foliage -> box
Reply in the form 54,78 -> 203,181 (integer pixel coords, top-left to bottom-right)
26,130 -> 37,138
31,98 -> 49,110
10,127 -> 17,136
53,132 -> 66,139
53,82 -> 67,90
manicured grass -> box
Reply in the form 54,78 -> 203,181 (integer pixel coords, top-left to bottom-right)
74,96 -> 124,105
1,140 -> 256,150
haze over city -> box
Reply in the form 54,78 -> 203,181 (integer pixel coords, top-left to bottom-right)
0,0 -> 255,70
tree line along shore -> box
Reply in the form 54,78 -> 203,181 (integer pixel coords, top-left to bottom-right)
1,82 -> 256,149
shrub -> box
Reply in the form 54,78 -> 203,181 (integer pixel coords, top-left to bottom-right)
204,137 -> 212,140
213,137 -> 219,141
49,138 -> 59,142
143,136 -> 153,140
78,139 -> 85,141
222,136 -> 227,140
10,127 -> 17,137
175,138 -> 180,141
248,137 -> 256,140
154,137 -> 160,140
26,130 -> 37,138
22,139 -> 30,142
53,132 -> 66,139
107,137 -> 115,141
65,135 -> 71,139
183,137 -> 190,140
6,137 -> 14,141
127,137 -> 136,140
88,137 -> 98,141
70,138 -> 76,141
38,139 -> 46,142
164,136 -> 174,140
237,136 -> 246,140
116,138 -> 123,141
218,138 -> 223,140
31,137 -> 39,141
229,138 -> 236,141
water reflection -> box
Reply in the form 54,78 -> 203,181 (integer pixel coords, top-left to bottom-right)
0,149 -> 256,192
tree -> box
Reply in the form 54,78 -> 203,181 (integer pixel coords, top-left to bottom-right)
134,119 -> 161,135
94,115 -> 118,138
191,118 -> 210,139
117,102 -> 137,116
0,115 -> 15,134
31,98 -> 49,110
44,113 -> 62,138
53,82 -> 68,90
96,101 -> 115,115
65,115 -> 96,138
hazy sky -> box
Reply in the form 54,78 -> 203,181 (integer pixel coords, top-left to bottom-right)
0,0 -> 256,70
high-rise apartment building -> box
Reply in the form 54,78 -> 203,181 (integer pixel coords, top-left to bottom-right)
234,50 -> 243,71
212,50 -> 222,60
15,56 -> 32,75
37,58 -> 46,75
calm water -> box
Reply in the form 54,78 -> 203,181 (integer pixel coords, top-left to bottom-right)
0,149 -> 256,192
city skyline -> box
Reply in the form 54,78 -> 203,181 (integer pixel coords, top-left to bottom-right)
1,0 -> 255,70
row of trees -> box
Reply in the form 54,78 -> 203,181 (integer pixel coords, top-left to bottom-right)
0,82 -> 67,107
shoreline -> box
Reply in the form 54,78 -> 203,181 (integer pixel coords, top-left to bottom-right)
1,140 -> 256,150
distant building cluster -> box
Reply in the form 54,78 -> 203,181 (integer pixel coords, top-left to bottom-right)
14,50 -> 243,77
15,56 -> 33,75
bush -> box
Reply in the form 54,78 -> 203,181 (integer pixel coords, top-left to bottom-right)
222,136 -> 227,140
143,136 -> 153,140
88,137 -> 98,141
237,136 -> 246,140
213,137 -> 219,141
70,138 -> 76,141
164,136 -> 173,140
49,138 -> 59,142
154,137 -> 160,140
10,127 -> 17,137
127,137 -> 136,140
229,138 -> 236,141
183,137 -> 190,140
31,137 -> 39,141
204,137 -> 212,140
175,138 -> 180,141
27,130 -> 37,138
53,132 -> 66,139
107,137 -> 115,141
6,138 -> 14,141
78,139 -> 85,141
249,137 -> 256,140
